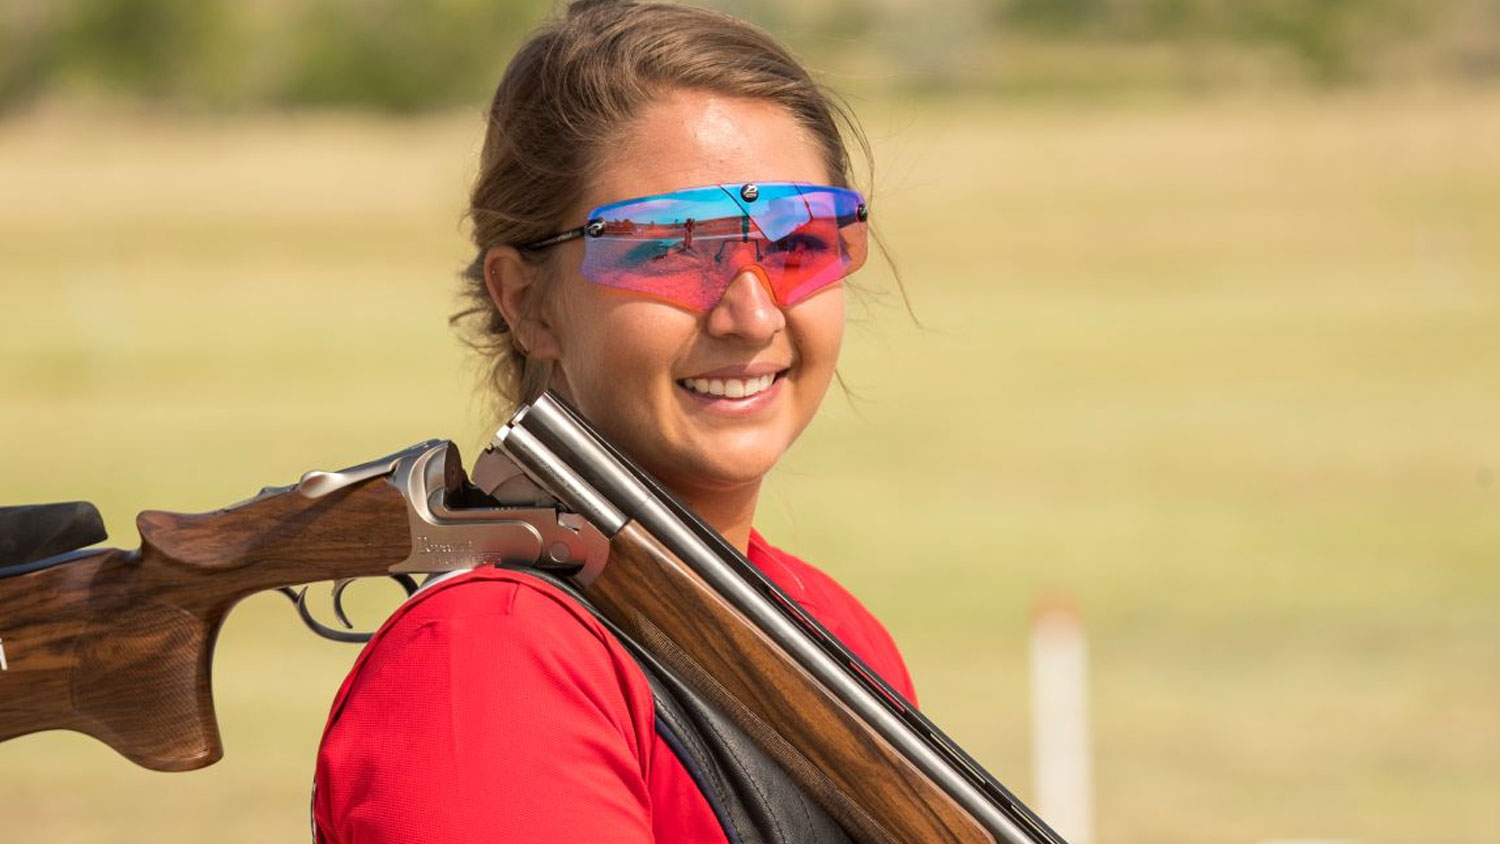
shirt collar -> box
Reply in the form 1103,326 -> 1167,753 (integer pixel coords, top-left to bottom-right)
746,528 -> 809,603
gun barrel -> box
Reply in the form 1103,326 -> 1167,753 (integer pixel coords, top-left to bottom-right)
496,391 -> 1066,844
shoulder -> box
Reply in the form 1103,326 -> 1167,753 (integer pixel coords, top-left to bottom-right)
315,568 -> 658,842
368,566 -> 626,661
324,567 -> 653,731
386,565 -> 608,631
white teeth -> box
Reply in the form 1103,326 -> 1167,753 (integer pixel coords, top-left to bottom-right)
680,373 -> 778,399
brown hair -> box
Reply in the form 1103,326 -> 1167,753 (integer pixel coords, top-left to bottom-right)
452,0 -> 874,418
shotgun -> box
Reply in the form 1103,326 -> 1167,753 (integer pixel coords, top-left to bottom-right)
0,391 -> 1065,844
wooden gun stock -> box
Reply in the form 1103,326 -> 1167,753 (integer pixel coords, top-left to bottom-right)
0,477 -> 410,771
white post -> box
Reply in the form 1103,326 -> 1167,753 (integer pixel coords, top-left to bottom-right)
1030,596 -> 1094,844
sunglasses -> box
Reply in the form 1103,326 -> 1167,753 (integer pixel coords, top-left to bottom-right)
521,182 -> 869,312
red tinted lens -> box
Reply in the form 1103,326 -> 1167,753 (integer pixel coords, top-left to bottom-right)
579,183 -> 867,311
761,192 -> 868,307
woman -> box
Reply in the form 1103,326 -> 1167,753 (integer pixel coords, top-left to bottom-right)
314,2 -> 915,841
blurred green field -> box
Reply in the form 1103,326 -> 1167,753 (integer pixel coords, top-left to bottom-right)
2,90 -> 1497,844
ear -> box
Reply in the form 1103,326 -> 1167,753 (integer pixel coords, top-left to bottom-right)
484,245 -> 561,360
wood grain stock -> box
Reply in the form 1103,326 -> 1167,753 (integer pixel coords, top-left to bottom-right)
583,522 -> 998,844
0,477 -> 410,771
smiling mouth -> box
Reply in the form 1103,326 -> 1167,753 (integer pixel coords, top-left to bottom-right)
676,371 -> 785,399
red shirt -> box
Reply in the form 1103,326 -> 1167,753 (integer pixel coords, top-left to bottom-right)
313,530 -> 916,843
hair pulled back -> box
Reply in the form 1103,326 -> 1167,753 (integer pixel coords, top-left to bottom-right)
454,0 -> 871,416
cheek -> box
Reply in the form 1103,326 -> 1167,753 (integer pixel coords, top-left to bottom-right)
552,293 -> 694,397
793,288 -> 846,373
545,281 -> 615,398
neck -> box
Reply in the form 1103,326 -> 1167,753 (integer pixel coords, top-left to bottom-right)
675,481 -> 760,555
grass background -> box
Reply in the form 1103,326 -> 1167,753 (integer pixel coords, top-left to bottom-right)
1,88 -> 1497,843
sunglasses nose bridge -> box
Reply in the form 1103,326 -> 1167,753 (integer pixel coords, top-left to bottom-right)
744,264 -> 777,302
702,262 -> 772,308
708,240 -> 782,308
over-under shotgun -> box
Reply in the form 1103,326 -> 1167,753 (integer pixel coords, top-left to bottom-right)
0,391 -> 1065,844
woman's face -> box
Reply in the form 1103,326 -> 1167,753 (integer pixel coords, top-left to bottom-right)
533,90 -> 845,502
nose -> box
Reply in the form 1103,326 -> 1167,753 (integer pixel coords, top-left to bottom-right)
704,265 -> 785,343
